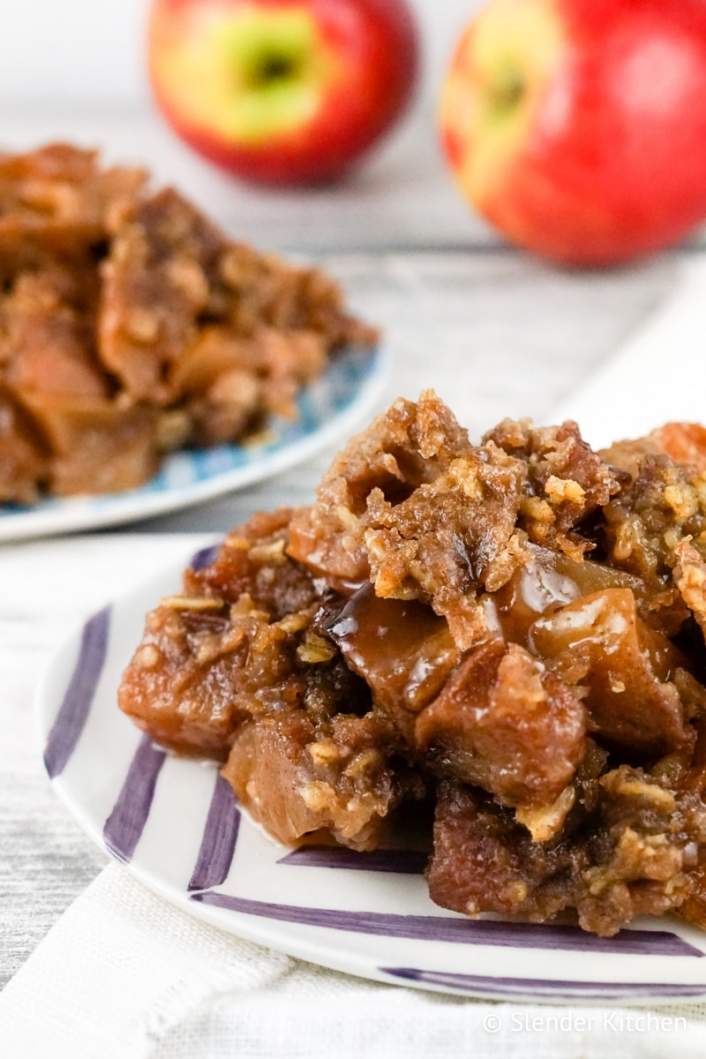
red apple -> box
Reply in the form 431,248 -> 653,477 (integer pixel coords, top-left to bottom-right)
440,0 -> 706,266
149,0 -> 418,186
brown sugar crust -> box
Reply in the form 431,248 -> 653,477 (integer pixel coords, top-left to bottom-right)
0,143 -> 376,503
427,766 -> 706,937
486,417 -> 622,559
119,394 -> 706,936
290,391 -> 530,650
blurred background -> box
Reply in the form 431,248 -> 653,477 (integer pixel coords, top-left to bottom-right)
0,0 -> 482,250
0,0 -> 690,522
1,0 -> 471,107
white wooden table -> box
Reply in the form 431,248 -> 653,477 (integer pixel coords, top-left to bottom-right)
0,107 -> 693,987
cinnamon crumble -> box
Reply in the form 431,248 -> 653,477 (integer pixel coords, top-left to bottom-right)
119,391 -> 706,936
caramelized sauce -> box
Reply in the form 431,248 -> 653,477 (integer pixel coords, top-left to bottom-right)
327,546 -> 651,723
327,584 -> 459,715
530,587 -> 689,753
482,544 -> 643,646
529,588 -> 680,682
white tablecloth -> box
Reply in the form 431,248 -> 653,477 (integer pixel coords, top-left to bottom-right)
2,864 -> 705,1059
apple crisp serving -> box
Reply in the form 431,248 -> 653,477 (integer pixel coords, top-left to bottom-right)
119,392 -> 706,936
0,143 -> 375,503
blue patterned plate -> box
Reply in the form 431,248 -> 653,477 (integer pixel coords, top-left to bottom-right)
0,344 -> 387,541
35,538 -> 706,1004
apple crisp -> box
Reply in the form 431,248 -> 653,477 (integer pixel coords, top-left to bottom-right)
0,143 -> 376,503
119,392 -> 706,936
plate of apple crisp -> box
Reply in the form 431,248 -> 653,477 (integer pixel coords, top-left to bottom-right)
38,392 -> 706,1002
0,144 -> 383,540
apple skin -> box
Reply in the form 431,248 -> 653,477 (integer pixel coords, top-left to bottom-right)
149,0 -> 418,186
441,0 -> 706,266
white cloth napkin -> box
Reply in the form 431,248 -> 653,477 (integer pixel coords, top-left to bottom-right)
6,257 -> 706,1057
1,863 -> 706,1059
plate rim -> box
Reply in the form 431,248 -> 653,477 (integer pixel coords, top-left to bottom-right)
0,342 -> 389,542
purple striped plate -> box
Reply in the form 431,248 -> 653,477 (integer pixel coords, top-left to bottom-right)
36,545 -> 706,1003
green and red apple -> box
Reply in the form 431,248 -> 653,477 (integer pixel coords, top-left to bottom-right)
149,0 -> 418,185
441,0 -> 706,265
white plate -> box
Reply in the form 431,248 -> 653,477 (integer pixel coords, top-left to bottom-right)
0,344 -> 386,541
36,544 -> 706,1004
